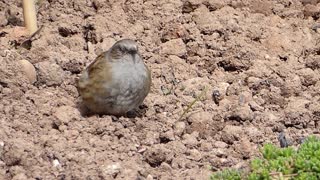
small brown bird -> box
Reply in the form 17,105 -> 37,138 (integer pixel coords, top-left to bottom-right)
77,39 -> 151,115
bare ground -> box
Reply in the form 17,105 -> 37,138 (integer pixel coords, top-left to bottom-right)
1,0 -> 320,179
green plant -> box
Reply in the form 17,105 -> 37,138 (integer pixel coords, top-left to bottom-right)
210,136 -> 320,180
211,169 -> 242,180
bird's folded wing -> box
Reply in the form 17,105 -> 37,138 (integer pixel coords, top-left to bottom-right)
77,52 -> 113,100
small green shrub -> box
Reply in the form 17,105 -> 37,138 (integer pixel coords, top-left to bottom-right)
210,169 -> 242,180
211,136 -> 320,180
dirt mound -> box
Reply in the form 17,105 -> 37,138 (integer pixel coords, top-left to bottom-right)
1,0 -> 320,179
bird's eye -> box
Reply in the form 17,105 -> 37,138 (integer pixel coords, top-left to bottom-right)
128,46 -> 137,54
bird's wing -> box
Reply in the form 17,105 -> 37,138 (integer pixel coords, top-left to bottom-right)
87,52 -> 108,75
77,52 -> 114,101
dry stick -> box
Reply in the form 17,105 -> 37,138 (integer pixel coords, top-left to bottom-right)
178,87 -> 208,121
23,0 -> 38,35
20,25 -> 43,48
27,25 -> 43,40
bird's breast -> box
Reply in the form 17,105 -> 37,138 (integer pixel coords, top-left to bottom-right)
111,61 -> 148,89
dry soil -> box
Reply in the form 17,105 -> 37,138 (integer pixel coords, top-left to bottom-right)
1,0 -> 320,179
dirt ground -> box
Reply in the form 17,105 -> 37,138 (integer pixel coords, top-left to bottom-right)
1,0 -> 320,179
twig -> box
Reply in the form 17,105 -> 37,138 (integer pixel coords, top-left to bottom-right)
23,0 -> 38,35
178,86 -> 208,121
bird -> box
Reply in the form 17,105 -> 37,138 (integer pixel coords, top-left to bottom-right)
77,39 -> 151,115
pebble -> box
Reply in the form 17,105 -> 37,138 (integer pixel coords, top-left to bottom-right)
182,133 -> 198,147
52,159 -> 60,167
174,121 -> 186,136
214,141 -> 228,148
102,163 -> 121,176
221,125 -> 243,144
35,61 -> 65,86
189,149 -> 202,161
146,174 -> 153,180
19,60 -> 37,84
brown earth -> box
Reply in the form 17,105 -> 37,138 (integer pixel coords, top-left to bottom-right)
1,0 -> 320,179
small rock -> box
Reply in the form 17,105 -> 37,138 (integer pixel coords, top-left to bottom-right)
137,147 -> 147,153
188,149 -> 202,161
297,68 -> 318,86
35,61 -> 65,86
101,162 -> 121,177
182,132 -> 199,147
248,101 -> 264,111
213,148 -> 227,158
226,105 -> 253,122
146,174 -> 153,180
221,125 -> 243,144
182,0 -> 203,13
92,0 -> 106,10
212,83 -> 230,104
58,23 -> 78,37
87,42 -> 95,54
278,132 -> 292,148
246,76 -> 261,89
19,60 -> 37,83
203,0 -> 226,11
160,38 -> 187,57
212,82 -> 229,104
142,131 -> 160,145
214,141 -> 228,148
200,141 -> 213,151
264,54 -> 270,59
212,90 -> 221,104
160,130 -> 175,142
305,55 -> 320,69
52,159 -> 60,167
238,139 -> 252,159
159,162 -> 172,171
174,121 -> 186,136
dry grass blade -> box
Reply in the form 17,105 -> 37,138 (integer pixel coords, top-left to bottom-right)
178,86 -> 208,121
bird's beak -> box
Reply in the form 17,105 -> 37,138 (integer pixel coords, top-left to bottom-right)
132,53 -> 137,63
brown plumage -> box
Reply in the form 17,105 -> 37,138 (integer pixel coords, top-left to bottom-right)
77,39 -> 151,115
